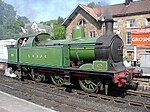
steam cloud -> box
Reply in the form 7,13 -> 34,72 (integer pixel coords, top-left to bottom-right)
5,0 -> 134,22
4,68 -> 17,78
97,0 -> 112,19
4,0 -> 100,22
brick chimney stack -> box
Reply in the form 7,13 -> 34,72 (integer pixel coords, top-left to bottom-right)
125,0 -> 133,5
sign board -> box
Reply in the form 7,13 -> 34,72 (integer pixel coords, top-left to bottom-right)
0,39 -> 16,46
131,28 -> 150,45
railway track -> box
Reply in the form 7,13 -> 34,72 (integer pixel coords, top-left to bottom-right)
25,80 -> 150,110
1,76 -> 124,112
0,79 -> 96,112
133,76 -> 150,93
72,89 -> 150,110
25,79 -> 150,110
0,74 -> 150,111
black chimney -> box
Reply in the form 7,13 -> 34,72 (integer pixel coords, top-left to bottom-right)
104,18 -> 114,34
125,0 -> 133,5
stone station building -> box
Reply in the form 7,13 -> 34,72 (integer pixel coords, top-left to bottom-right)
62,0 -> 150,64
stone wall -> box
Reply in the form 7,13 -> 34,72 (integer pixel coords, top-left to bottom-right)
113,14 -> 150,61
133,77 -> 150,92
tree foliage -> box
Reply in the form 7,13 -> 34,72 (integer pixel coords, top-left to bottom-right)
43,16 -> 65,40
51,22 -> 65,39
87,2 -> 96,8
27,28 -> 34,35
57,16 -> 64,24
0,0 -> 16,25
41,20 -> 57,26
0,0 -> 30,40
16,16 -> 30,27
0,0 -> 65,40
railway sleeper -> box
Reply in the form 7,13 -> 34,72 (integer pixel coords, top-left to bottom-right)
145,104 -> 150,109
128,101 -> 144,107
113,98 -> 127,104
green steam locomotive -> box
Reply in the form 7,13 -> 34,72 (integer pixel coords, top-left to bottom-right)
7,19 -> 141,94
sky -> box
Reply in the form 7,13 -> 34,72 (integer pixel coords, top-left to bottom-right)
4,0 -> 139,22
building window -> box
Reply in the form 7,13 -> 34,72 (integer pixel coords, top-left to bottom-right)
89,31 -> 96,38
113,21 -> 118,29
126,50 -> 134,60
127,19 -> 136,28
146,18 -> 150,27
126,32 -> 131,45
78,19 -> 86,27
146,51 -> 150,53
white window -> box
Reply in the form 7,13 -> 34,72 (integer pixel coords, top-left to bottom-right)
127,19 -> 136,28
146,51 -> 150,53
146,18 -> 150,27
126,50 -> 134,60
113,21 -> 118,29
89,31 -> 96,38
78,19 -> 86,27
126,32 -> 131,45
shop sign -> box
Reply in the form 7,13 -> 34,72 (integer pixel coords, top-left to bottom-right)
131,28 -> 150,45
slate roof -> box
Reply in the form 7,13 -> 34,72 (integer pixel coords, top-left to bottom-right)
25,22 -> 51,30
80,4 -> 98,18
111,0 -> 150,16
62,0 -> 150,26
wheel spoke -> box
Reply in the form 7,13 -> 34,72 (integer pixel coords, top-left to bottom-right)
90,84 -> 94,90
91,81 -> 97,87
79,77 -> 100,93
37,75 -> 41,79
59,78 -> 64,82
51,74 -> 64,86
30,72 -> 43,82
58,79 -> 62,84
88,84 -> 91,89
86,84 -> 88,88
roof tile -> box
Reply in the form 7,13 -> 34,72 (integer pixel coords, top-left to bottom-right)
80,4 -> 97,17
86,0 -> 150,17
62,0 -> 150,26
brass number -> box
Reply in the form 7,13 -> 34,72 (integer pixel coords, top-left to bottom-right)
97,64 -> 103,70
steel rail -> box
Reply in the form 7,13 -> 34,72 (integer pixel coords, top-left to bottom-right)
0,76 -> 150,110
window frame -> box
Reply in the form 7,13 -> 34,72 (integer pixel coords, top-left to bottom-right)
78,19 -> 86,27
127,19 -> 136,28
146,18 -> 150,27
113,21 -> 118,29
126,32 -> 131,45
89,31 -> 96,38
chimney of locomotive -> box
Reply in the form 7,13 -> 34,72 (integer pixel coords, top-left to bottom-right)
104,18 -> 114,34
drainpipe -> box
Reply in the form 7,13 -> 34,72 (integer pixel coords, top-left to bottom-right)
133,46 -> 137,66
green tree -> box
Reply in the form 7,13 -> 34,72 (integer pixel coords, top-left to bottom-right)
27,28 -> 34,35
0,0 -> 30,40
50,23 -> 65,40
87,2 -> 96,8
0,0 -> 16,25
43,16 -> 65,40
42,20 -> 57,26
57,16 -> 64,24
16,16 -> 30,27
0,0 -> 16,39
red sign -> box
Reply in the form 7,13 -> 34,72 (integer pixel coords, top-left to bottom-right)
131,28 -> 150,45
131,28 -> 150,34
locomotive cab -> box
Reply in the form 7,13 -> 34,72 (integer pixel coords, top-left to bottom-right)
15,33 -> 51,48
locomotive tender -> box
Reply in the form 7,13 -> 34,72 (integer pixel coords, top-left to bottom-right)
7,19 -> 140,94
